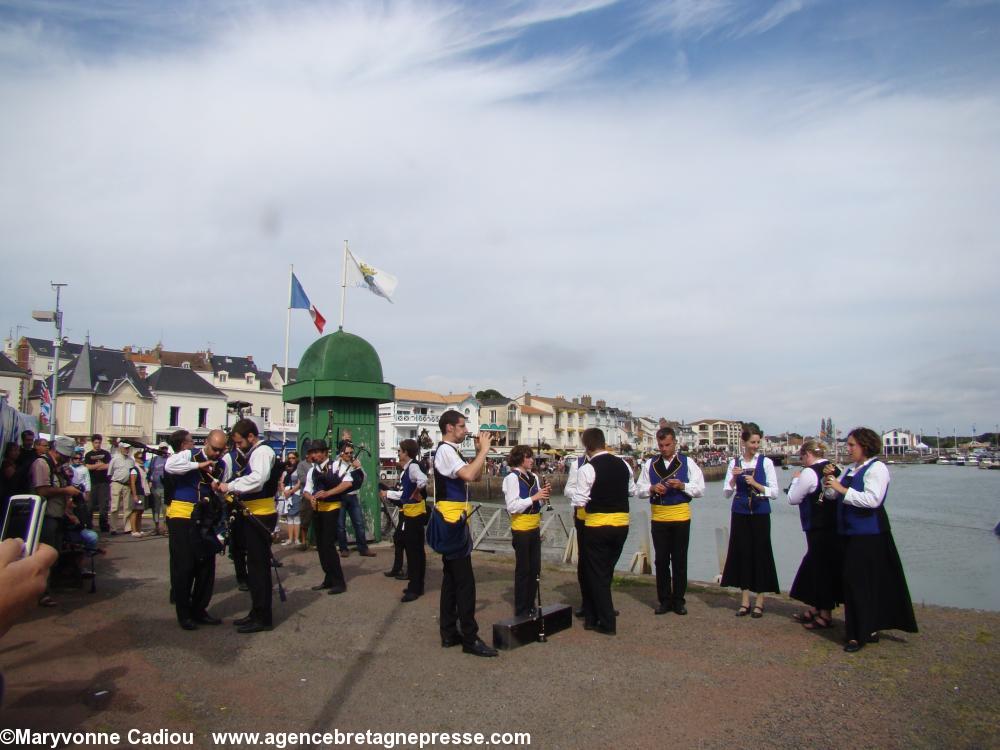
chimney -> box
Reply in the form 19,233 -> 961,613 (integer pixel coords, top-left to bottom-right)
524,392 -> 531,406
137,365 -> 147,378
581,395 -> 592,407
122,345 -> 132,354
246,355 -> 253,362
17,338 -> 29,370
572,397 -> 579,404
597,400 -> 606,409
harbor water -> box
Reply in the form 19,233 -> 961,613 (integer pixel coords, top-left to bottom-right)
599,463 -> 1000,611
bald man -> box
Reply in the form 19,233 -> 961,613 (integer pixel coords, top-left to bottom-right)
163,429 -> 229,630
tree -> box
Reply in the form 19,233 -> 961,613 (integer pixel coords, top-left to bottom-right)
475,388 -> 506,401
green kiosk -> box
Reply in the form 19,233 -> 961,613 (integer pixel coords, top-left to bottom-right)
283,330 -> 394,543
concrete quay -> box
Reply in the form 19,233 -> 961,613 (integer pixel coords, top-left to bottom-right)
0,532 -> 996,749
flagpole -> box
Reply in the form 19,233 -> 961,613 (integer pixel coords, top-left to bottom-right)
282,264 -> 293,454
339,240 -> 349,331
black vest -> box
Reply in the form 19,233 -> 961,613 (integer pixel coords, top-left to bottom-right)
586,453 -> 631,514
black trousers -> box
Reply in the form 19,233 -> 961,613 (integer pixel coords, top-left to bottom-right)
575,515 -> 592,613
403,512 -> 427,595
167,517 -> 215,623
390,515 -> 406,573
243,512 -> 277,625
651,519 -> 690,607
440,554 -> 479,646
511,528 -> 541,616
314,508 -> 346,589
229,513 -> 248,584
582,524 -> 628,631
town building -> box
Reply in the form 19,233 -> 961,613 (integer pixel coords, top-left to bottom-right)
30,340 -> 154,443
0,352 -> 29,411
4,335 -> 84,380
379,389 -> 480,459
689,418 -> 743,450
477,397 -> 522,448
882,428 -> 921,456
146,366 -> 228,445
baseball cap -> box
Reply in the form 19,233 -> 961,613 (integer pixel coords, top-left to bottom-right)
54,436 -> 76,458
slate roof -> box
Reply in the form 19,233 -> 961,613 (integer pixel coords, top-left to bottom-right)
0,352 -> 28,377
210,354 -> 258,379
23,336 -> 84,359
146,366 -> 226,397
56,342 -> 153,398
480,396 -> 512,407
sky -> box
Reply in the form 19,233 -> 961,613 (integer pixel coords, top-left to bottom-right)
1,0 -> 998,437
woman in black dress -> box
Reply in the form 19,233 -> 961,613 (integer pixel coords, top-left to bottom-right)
825,427 -> 917,653
787,440 -> 841,630
721,424 -> 780,617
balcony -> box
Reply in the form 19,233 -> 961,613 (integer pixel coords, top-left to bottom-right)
507,417 -> 521,429
394,413 -> 436,424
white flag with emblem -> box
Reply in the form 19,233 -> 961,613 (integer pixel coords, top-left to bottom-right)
346,250 -> 397,302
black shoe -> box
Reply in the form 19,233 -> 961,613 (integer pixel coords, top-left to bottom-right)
441,634 -> 462,648
844,640 -> 864,653
383,570 -> 402,577
463,638 -> 498,657
654,604 -> 671,615
179,619 -> 198,631
673,605 -> 688,616
394,572 -> 409,580
867,632 -> 880,644
583,621 -> 598,631
272,560 -> 284,568
594,624 -> 617,636
574,608 -> 585,619
233,614 -> 255,626
311,583 -> 331,591
237,581 -> 249,592
194,613 -> 222,625
236,621 -> 273,634
327,586 -> 346,595
401,591 -> 420,603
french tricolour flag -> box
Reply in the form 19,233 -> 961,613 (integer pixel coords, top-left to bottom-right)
290,273 -> 326,334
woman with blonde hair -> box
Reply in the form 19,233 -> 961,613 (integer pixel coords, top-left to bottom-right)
787,440 -> 841,630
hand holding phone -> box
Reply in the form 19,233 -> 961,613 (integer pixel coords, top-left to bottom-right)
1,495 -> 47,557
0,537 -> 58,639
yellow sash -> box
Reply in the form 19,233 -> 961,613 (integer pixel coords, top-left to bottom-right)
402,499 -> 427,517
317,500 -> 342,513
511,513 -> 541,532
435,500 -> 470,523
575,507 -> 587,521
651,504 -> 691,522
166,500 -> 195,520
584,511 -> 629,528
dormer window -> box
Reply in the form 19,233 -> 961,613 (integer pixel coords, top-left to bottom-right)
245,373 -> 255,385
181,361 -> 191,369
218,372 -> 228,383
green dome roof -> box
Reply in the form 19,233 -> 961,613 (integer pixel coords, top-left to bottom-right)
297,330 -> 384,383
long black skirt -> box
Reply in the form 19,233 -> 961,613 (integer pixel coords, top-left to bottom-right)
842,532 -> 917,642
790,527 -> 842,611
721,513 -> 780,594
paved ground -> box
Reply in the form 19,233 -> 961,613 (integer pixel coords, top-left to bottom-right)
0,530 -> 997,749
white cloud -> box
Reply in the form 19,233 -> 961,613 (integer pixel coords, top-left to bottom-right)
737,0 -> 805,37
1,1 -> 997,434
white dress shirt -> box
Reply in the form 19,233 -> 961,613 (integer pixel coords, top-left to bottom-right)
433,441 -> 466,479
723,453 -> 778,498
786,460 -> 830,506
165,448 -> 201,475
386,460 -> 428,502
303,459 -> 331,495
841,458 -> 890,509
502,469 -> 540,514
572,451 -> 637,508
228,443 -> 276,495
635,454 -> 705,499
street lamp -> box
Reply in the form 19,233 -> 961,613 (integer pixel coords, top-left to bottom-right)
32,282 -> 67,437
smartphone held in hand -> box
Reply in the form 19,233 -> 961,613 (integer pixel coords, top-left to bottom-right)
1,495 -> 48,557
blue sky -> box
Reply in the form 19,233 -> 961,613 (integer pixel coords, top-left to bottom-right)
1,0 -> 998,436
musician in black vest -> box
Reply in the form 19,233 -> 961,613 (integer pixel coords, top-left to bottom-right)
572,428 -> 636,635
379,439 -> 428,602
636,426 -> 705,616
222,442 -> 249,592
432,410 -> 497,657
564,452 -> 591,619
302,439 -> 351,594
215,419 -> 279,633
787,439 -> 842,630
502,445 -> 550,617
164,429 -> 228,630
